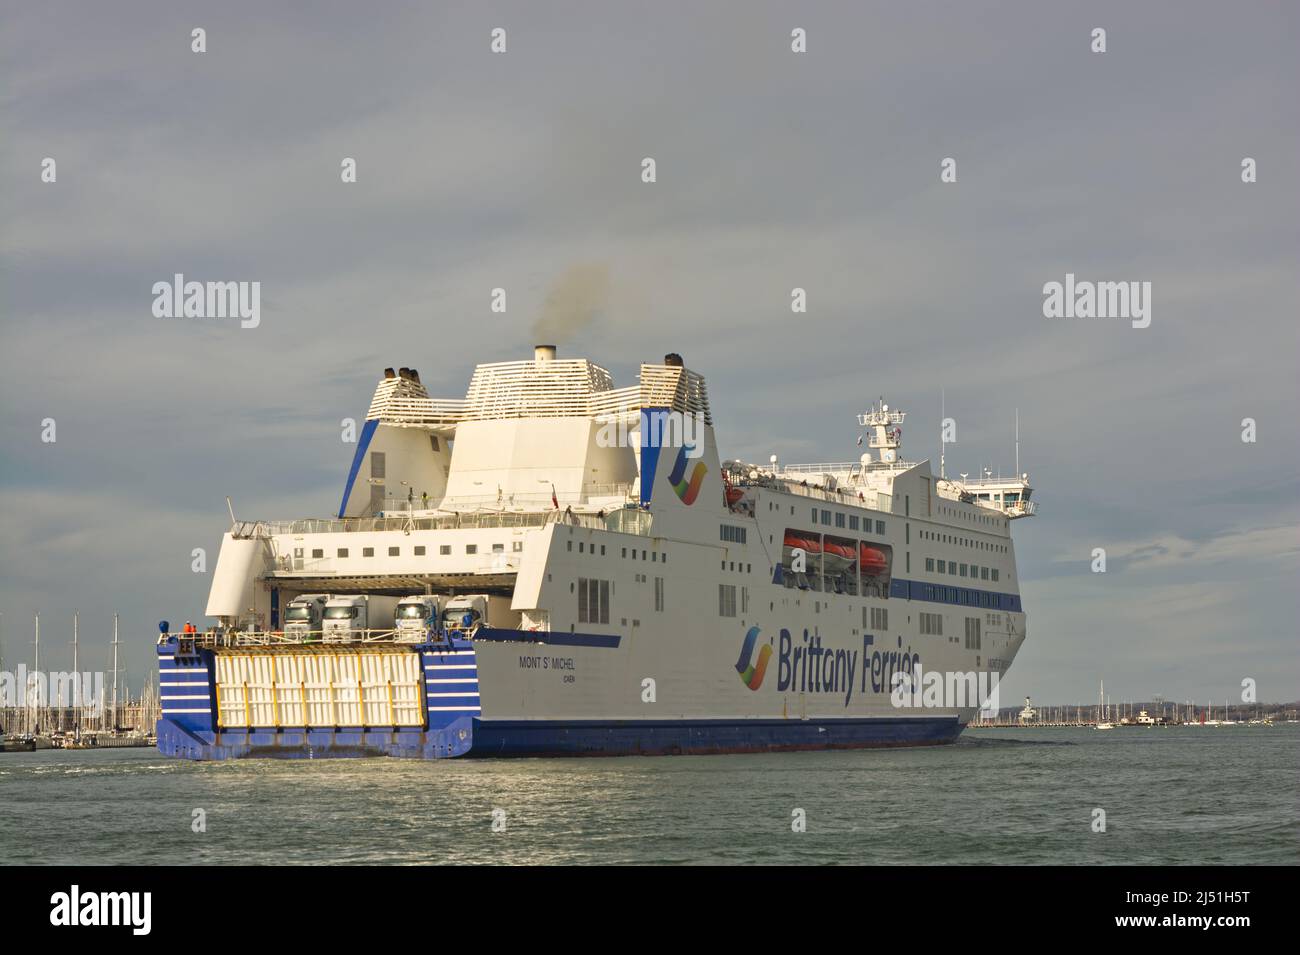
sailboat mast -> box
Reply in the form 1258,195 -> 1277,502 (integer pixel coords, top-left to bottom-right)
72,610 -> 80,739
111,613 -> 120,733
32,612 -> 40,735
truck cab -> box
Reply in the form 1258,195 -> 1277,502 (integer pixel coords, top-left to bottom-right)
321,594 -> 401,642
322,597 -> 364,642
283,593 -> 329,641
441,594 -> 513,636
394,595 -> 440,641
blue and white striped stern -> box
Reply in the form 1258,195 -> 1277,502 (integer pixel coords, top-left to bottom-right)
419,646 -> 481,758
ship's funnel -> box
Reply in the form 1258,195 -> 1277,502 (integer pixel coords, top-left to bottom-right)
534,345 -> 556,363
664,352 -> 683,367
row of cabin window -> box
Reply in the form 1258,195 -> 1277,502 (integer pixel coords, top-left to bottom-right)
565,539 -> 668,564
920,528 -> 1008,554
924,557 -> 1000,582
936,503 -> 1002,528
811,508 -> 886,535
916,583 -> 1009,610
319,542 -> 521,559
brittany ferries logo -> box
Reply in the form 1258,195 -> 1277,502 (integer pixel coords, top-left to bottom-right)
666,443 -> 706,505
734,626 -> 772,690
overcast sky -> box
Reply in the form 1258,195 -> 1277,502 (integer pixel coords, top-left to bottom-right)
2,1 -> 1297,706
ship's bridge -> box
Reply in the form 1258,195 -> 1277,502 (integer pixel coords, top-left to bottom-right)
723,398 -> 1035,520
946,474 -> 1036,519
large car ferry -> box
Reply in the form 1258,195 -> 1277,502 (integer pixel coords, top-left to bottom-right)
157,346 -> 1036,759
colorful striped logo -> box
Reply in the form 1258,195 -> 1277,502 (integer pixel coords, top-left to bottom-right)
666,444 -> 706,505
735,626 -> 772,690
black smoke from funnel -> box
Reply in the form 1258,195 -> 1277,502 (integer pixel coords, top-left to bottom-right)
531,264 -> 610,345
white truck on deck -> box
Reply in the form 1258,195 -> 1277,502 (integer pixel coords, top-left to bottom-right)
322,594 -> 401,642
283,593 -> 329,640
441,594 -> 516,635
394,595 -> 441,641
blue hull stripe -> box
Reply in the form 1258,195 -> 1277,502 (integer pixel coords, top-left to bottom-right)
473,628 -> 621,648
157,715 -> 962,761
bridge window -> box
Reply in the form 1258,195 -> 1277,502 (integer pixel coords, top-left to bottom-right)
363,547 -> 374,557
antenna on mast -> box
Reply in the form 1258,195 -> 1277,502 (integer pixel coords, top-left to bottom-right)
226,496 -> 238,526
1015,408 -> 1020,477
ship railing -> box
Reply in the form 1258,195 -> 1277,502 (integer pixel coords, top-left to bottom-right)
273,552 -> 524,576
776,461 -> 862,475
162,628 -> 431,650
780,481 -> 894,514
366,397 -> 467,426
250,505 -> 651,538
388,483 -> 634,512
